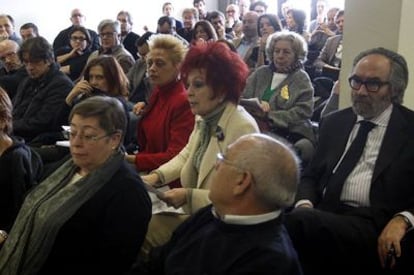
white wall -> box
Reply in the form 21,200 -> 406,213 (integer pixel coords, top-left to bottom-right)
1,0 -> 218,43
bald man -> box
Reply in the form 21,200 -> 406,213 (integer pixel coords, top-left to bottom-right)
150,133 -> 303,274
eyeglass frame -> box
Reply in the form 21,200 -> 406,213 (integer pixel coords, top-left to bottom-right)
70,35 -> 87,42
216,152 -> 245,171
348,75 -> 390,93
98,31 -> 117,39
63,129 -> 118,143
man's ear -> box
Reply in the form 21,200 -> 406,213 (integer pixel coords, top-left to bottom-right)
233,171 -> 253,196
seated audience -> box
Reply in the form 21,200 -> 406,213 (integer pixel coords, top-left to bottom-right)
161,2 -> 183,30
193,0 -> 210,20
19,22 -> 39,41
0,87 -> 42,232
88,19 -> 135,74
0,14 -> 22,45
12,37 -> 73,145
156,16 -> 189,47
285,47 -> 414,274
242,31 -> 316,165
140,41 -> 259,256
314,10 -> 345,81
250,1 -> 268,15
53,8 -> 99,53
150,133 -> 303,275
117,10 -> 140,60
286,9 -> 310,42
125,34 -> 194,179
233,11 -> 259,71
56,26 -> 93,81
0,39 -> 27,98
208,11 -> 233,40
191,20 -> 218,45
177,8 -> 198,43
0,96 -> 152,275
255,13 -> 283,67
225,3 -> 240,35
308,0 -> 327,33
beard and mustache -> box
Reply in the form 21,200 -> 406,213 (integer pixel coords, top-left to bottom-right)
351,91 -> 392,119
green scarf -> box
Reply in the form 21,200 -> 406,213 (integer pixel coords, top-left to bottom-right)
0,150 -> 124,275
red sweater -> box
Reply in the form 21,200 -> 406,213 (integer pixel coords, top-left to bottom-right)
135,80 -> 194,173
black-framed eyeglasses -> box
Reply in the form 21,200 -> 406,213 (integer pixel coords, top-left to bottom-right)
348,75 -> 390,93
63,129 -> 117,143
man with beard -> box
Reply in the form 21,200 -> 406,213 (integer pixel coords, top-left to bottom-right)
285,47 -> 414,275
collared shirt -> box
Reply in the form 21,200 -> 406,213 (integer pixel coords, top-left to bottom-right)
212,207 -> 281,225
236,37 -> 256,60
338,104 -> 393,207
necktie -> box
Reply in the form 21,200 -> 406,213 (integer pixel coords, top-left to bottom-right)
320,120 -> 376,210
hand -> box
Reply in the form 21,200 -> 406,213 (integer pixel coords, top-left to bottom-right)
377,216 -> 408,269
332,80 -> 340,95
124,153 -> 136,164
260,101 -> 270,113
259,34 -> 269,49
141,173 -> 160,186
132,101 -> 146,115
65,80 -> 93,105
160,188 -> 187,208
0,230 -> 8,244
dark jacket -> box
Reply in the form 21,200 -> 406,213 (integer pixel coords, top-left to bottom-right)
12,63 -> 74,142
0,66 -> 28,99
122,31 -> 140,60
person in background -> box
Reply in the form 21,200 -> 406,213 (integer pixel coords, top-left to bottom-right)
0,14 -> 22,45
125,34 -> 194,180
285,47 -> 414,274
193,0 -> 211,20
117,10 -> 140,60
286,9 -> 310,42
191,20 -> 218,45
156,16 -> 189,47
250,1 -> 268,15
242,31 -> 316,165
13,37 -> 73,145
162,2 -> 183,30
0,40 -> 27,98
233,11 -> 259,71
88,19 -> 135,74
53,8 -> 99,53
255,13 -> 283,67
308,0 -> 327,33
19,23 -> 39,41
150,134 -> 303,275
55,26 -> 92,81
140,41 -> 259,257
209,11 -> 233,41
177,8 -> 198,43
225,3 -> 240,35
0,87 -> 42,234
0,96 -> 152,275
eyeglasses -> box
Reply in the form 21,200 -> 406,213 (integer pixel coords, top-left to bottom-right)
348,75 -> 390,93
216,152 -> 244,171
64,129 -> 117,143
99,32 -> 116,38
0,51 -> 17,62
70,36 -> 87,42
226,10 -> 235,13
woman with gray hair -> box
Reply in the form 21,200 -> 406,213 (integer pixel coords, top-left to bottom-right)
242,30 -> 316,165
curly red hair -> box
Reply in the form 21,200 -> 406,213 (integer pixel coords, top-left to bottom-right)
180,42 -> 249,104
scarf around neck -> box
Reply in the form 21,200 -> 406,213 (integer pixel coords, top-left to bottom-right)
0,150 -> 124,275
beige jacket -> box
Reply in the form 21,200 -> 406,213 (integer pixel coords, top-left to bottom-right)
155,103 -> 259,214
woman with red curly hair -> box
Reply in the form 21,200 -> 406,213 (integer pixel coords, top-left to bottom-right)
141,41 -> 259,255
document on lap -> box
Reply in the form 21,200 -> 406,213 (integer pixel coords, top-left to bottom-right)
144,183 -> 185,215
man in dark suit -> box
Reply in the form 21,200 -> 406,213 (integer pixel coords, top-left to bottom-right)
117,10 -> 140,60
285,47 -> 414,274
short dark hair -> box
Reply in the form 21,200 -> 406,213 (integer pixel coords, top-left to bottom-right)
69,96 -> 127,140
250,1 -> 268,11
180,42 -> 249,104
157,16 -> 174,28
192,20 -> 218,42
135,31 -> 154,47
20,22 -> 39,36
18,36 -> 54,63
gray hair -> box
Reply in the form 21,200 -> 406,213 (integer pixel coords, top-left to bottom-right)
235,134 -> 300,210
98,19 -> 121,34
353,47 -> 408,104
266,30 -> 308,63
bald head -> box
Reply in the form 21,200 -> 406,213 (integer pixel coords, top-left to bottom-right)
70,8 -> 85,26
242,11 -> 259,38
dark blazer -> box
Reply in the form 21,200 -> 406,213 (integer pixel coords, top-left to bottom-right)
297,104 -> 414,228
314,34 -> 342,70
122,31 -> 140,60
